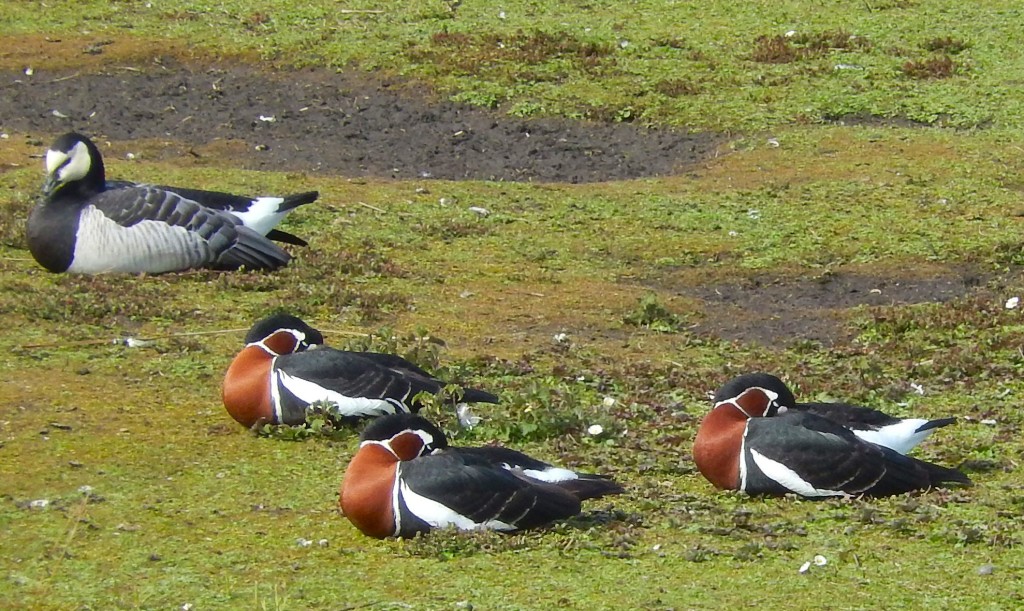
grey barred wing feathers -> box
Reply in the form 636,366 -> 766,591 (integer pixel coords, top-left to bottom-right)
67,186 -> 289,273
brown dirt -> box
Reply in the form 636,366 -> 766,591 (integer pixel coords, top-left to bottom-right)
0,60 -> 719,183
683,269 -> 991,345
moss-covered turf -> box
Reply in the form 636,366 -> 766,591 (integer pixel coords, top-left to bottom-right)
2,1 -> 1023,609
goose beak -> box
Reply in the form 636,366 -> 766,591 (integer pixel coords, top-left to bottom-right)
41,173 -> 62,198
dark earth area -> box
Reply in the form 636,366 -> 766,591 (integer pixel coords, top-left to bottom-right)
0,62 -> 718,183
687,270 -> 992,345
1,61 -> 996,345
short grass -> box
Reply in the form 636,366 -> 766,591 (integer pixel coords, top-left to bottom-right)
2,1 -> 1024,609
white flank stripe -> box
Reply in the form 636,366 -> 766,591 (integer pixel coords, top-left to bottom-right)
69,208 -> 208,273
276,370 -> 405,417
391,466 -> 403,537
748,449 -> 846,497
231,197 -> 286,236
519,466 -> 578,483
853,419 -> 933,455
269,358 -> 285,424
398,477 -> 515,532
739,422 -> 750,491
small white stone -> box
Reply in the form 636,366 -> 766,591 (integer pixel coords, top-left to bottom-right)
125,152 -> 136,160
980,418 -> 997,425
602,396 -> 616,408
553,332 -> 569,344
318,539 -> 329,547
587,424 -> 604,436
619,40 -> 630,49
181,604 -> 193,611
258,115 -> 276,122
25,67 -> 34,76
296,538 -> 313,548
799,561 -> 812,573
468,206 -> 490,216
1005,297 -> 1019,310
785,30 -> 797,37
498,10 -> 506,19
29,499 -> 50,509
728,230 -> 738,237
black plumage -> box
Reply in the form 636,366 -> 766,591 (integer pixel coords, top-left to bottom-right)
395,451 -> 586,537
346,413 -> 623,538
741,410 -> 971,497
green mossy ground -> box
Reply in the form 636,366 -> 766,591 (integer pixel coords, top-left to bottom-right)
2,1 -> 1023,609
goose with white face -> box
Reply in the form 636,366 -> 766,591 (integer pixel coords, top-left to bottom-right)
27,132 -> 294,274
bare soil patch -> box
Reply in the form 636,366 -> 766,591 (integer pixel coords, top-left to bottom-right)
0,61 -> 718,183
685,269 -> 991,345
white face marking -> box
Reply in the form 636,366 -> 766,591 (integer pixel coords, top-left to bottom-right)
397,477 -> 516,532
45,149 -> 69,176
409,428 -> 435,448
747,448 -> 846,497
49,141 -> 91,183
250,329 -> 307,354
715,387 -> 779,418
276,370 -> 406,418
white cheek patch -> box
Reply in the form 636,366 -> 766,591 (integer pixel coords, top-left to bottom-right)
748,448 -> 846,497
57,141 -> 92,182
276,369 -> 406,417
398,478 -> 516,532
45,149 -> 69,176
